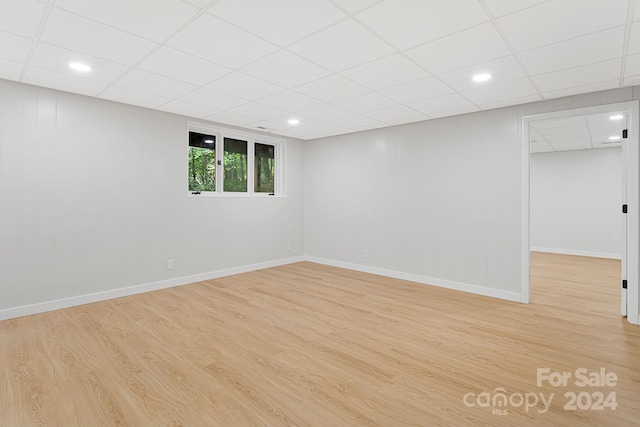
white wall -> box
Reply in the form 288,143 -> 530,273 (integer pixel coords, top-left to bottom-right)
304,86 -> 640,303
531,148 -> 622,258
0,79 -> 304,317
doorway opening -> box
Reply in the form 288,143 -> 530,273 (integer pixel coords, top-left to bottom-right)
521,102 -> 639,325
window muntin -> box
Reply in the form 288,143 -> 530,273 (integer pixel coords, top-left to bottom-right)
188,132 -> 216,192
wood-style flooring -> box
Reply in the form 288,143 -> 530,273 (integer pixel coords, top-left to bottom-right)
1,252 -> 639,426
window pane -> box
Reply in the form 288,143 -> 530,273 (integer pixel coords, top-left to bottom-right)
224,137 -> 247,192
188,132 -> 216,192
255,143 -> 275,193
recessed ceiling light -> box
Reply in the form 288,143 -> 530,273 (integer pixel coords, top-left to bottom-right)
204,139 -> 214,144
69,62 -> 91,72
472,73 -> 492,83
609,114 -> 624,121
288,118 -> 300,126
609,135 -> 621,140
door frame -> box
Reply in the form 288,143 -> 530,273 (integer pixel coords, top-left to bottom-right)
521,101 -> 639,325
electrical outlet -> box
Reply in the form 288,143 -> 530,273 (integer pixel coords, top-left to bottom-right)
287,243 -> 292,251
363,249 -> 369,258
167,258 -> 174,270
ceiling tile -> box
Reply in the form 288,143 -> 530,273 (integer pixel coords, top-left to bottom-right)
0,0 -> 46,38
479,94 -> 541,110
437,56 -> 527,92
0,58 -> 22,80
531,141 -> 554,153
299,104 -> 354,121
55,0 -> 198,41
40,8 -> 156,64
462,78 -> 537,105
543,80 -> 620,100
100,85 -> 171,109
206,72 -> 283,100
429,105 -> 480,118
226,102 -> 285,121
520,27 -> 624,76
258,90 -> 323,112
294,74 -> 369,102
157,100 -> 219,118
548,138 -> 592,151
409,93 -> 475,115
137,46 -> 231,86
23,66 -> 107,96
329,114 -> 386,130
332,0 -> 383,14
534,58 -> 621,93
116,69 -> 197,99
405,23 -> 511,75
483,0 -> 548,18
288,19 -> 394,71
204,110 -> 258,127
181,0 -> 210,8
365,105 -> 424,123
497,0 -> 628,52
167,13 -> 277,68
178,87 -> 247,110
209,0 -> 346,46
0,31 -> 32,63
627,21 -> 640,55
302,121 -> 353,136
334,91 -> 397,113
379,77 -> 453,104
342,54 -> 429,90
30,43 -> 128,83
356,0 -> 488,50
240,50 -> 330,87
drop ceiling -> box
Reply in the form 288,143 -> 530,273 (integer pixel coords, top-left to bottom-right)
530,112 -> 627,153
1,0 -> 638,140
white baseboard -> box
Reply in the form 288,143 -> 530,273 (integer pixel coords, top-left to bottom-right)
0,256 -> 305,321
303,256 -> 522,303
531,247 -> 622,260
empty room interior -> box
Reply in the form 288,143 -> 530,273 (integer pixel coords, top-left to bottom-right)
2,0 -> 640,425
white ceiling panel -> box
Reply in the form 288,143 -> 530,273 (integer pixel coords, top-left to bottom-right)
299,104 -> 354,121
0,31 -> 33,63
116,69 -> 197,99
331,0 -> 383,14
24,66 -> 107,96
334,91 -> 398,113
531,140 -> 554,153
437,56 -> 528,92
0,0 -> 46,38
206,72 -> 283,100
288,19 -> 394,71
157,100 -> 219,118
99,85 -> 171,109
137,46 -> 231,86
294,75 -> 369,102
178,87 -> 247,111
258,90 -> 323,112
483,0 -> 548,18
406,23 -> 511,75
54,0 -> 197,42
302,121 -> 353,136
342,54 -> 429,90
534,59 -> 622,94
379,77 -> 453,104
2,0 -> 638,140
0,58 -> 22,80
29,43 -> 128,83
520,27 -> 625,76
240,50 -> 330,87
462,78 -> 537,105
209,0 -> 346,46
356,0 -> 488,50
40,9 -> 156,64
409,93 -> 474,116
498,0 -> 628,52
167,14 -> 277,68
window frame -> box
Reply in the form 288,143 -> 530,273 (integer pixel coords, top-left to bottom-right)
187,122 -> 286,198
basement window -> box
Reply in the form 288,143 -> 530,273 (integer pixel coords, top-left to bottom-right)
188,122 -> 286,197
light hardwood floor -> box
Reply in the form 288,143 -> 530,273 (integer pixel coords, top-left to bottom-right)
1,253 -> 639,426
